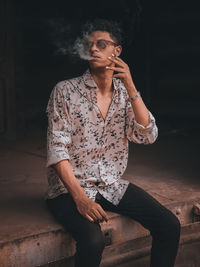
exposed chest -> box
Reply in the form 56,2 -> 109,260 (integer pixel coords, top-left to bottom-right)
96,92 -> 113,121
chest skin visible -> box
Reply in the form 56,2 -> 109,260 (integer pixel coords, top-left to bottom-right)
96,91 -> 114,121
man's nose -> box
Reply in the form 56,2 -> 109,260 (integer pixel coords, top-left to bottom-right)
90,42 -> 99,51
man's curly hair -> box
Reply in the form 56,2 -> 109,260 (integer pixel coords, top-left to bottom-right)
81,18 -> 123,46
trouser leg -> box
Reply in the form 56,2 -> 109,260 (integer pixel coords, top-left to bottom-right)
46,193 -> 105,267
96,183 -> 180,267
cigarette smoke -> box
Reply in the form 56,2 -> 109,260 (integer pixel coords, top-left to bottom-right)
46,19 -> 92,60
73,33 -> 92,60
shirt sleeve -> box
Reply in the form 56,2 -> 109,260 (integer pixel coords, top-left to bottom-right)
46,83 -> 71,167
125,100 -> 158,144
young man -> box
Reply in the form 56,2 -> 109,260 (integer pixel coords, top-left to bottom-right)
45,19 -> 180,267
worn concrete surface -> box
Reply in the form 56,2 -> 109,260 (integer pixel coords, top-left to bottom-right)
0,124 -> 200,266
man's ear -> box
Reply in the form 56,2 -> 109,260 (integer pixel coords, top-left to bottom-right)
115,45 -> 122,57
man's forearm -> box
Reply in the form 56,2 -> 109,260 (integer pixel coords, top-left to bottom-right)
53,159 -> 87,202
106,55 -> 150,127
127,84 -> 150,127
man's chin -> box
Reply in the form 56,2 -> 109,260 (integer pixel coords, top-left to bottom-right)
89,62 -> 107,71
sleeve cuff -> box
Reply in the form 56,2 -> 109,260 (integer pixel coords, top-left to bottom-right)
134,111 -> 156,133
46,152 -> 70,168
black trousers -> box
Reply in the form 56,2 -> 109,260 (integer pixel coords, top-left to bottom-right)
46,183 -> 180,267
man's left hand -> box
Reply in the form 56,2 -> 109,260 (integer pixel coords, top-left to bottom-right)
106,55 -> 136,92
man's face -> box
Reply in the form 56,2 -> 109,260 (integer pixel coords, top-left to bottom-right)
86,31 -> 121,70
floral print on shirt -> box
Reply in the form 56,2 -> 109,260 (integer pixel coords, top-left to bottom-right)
45,69 -> 158,205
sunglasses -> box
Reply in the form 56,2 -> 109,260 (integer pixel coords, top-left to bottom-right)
84,39 -> 117,50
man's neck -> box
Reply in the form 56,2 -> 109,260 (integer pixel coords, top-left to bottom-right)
90,68 -> 114,95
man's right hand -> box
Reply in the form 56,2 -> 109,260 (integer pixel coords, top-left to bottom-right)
53,160 -> 108,223
75,196 -> 109,223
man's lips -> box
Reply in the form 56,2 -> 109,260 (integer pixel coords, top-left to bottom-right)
91,55 -> 101,59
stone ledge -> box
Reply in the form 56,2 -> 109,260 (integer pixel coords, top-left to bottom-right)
0,200 -> 199,267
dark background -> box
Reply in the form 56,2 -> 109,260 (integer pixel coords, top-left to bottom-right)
0,0 -> 200,138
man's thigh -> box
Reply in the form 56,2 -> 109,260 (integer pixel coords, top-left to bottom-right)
98,183 -> 176,233
46,193 -> 102,242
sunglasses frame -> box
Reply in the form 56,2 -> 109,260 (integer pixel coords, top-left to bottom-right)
85,39 -> 117,50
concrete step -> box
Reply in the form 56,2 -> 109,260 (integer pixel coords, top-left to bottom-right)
102,221 -> 200,267
37,222 -> 200,267
1,199 -> 200,267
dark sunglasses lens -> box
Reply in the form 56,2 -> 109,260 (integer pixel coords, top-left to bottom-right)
97,40 -> 107,49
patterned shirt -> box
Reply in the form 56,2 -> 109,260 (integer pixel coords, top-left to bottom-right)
45,69 -> 158,205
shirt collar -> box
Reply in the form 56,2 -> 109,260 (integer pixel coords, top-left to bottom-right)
82,69 -> 98,88
82,69 -> 120,103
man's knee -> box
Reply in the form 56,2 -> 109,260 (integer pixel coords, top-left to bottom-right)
169,213 -> 181,238
162,210 -> 181,240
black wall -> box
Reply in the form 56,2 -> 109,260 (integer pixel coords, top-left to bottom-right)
7,0 -> 200,134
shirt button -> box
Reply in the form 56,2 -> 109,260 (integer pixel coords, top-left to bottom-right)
99,140 -> 104,146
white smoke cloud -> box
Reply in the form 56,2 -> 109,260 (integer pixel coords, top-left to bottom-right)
46,19 -> 92,60
73,34 -> 92,60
